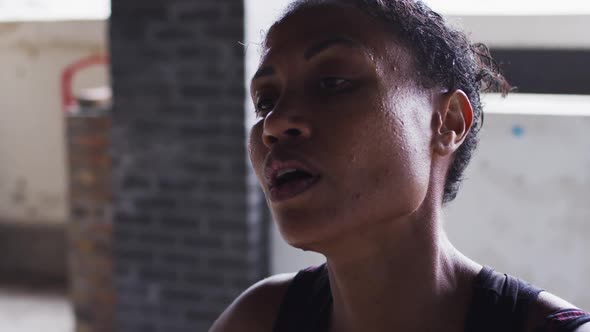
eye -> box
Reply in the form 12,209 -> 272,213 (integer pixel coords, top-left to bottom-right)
319,77 -> 352,91
255,96 -> 276,116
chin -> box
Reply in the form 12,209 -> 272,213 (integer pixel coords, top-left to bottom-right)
271,206 -> 364,255
271,208 -> 336,251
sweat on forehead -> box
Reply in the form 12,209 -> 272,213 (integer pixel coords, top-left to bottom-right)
260,2 -> 418,83
265,0 -> 397,47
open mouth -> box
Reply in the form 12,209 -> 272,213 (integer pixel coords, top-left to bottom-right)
269,167 -> 320,202
274,168 -> 314,186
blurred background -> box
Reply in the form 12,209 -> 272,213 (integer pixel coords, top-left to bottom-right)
0,0 -> 588,331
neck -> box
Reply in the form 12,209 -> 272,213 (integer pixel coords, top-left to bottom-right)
321,207 -> 481,332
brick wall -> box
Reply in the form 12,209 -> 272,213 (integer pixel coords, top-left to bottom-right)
67,113 -> 114,332
109,1 -> 267,331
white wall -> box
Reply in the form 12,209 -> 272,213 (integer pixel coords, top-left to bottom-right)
447,15 -> 590,49
245,0 -> 590,309
446,94 -> 590,310
424,0 -> 590,15
0,20 -> 109,224
0,0 -> 110,21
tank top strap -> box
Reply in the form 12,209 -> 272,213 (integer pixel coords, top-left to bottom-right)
535,308 -> 590,332
465,266 -> 543,332
272,263 -> 332,332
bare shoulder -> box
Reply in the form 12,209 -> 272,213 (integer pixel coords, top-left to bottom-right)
209,272 -> 296,332
525,291 -> 590,332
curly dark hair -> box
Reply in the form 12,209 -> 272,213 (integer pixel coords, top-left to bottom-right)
266,0 -> 511,204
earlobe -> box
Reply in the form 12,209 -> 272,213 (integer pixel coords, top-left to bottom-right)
433,131 -> 458,157
433,89 -> 473,156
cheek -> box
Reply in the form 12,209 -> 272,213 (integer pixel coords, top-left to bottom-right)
342,97 -> 433,214
386,101 -> 434,202
248,123 -> 267,178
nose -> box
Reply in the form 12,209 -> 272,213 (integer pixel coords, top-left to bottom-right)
262,108 -> 312,147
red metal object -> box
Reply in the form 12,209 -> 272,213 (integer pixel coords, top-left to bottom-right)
61,54 -> 109,113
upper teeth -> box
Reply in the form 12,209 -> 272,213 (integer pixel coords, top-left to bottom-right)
277,168 -> 298,178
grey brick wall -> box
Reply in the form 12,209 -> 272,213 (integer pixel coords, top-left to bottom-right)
109,1 -> 267,331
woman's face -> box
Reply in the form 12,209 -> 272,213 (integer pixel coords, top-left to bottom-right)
248,5 -> 437,250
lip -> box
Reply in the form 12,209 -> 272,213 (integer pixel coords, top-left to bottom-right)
263,151 -> 321,203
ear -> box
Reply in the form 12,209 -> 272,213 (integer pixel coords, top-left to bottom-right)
432,90 -> 473,156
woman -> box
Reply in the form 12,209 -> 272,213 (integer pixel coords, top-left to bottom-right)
211,0 -> 590,331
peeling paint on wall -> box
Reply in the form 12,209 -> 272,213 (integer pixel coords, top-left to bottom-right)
10,178 -> 27,205
8,40 -> 103,57
0,20 -> 108,224
0,23 -> 22,35
511,124 -> 525,137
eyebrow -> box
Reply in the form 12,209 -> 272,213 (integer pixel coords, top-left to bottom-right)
303,36 -> 363,60
251,36 -> 364,81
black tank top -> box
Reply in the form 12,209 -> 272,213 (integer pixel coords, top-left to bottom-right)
272,264 -> 590,332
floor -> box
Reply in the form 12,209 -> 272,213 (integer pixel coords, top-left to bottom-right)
0,287 -> 74,332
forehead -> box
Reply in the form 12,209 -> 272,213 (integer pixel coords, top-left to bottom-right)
261,4 -> 414,71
